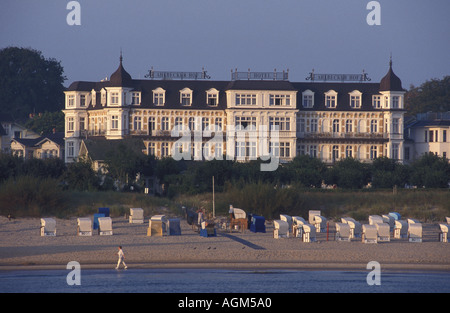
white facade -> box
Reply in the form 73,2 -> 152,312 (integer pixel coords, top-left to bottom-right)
63,59 -> 409,166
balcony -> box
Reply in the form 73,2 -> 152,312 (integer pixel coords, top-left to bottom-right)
299,132 -> 389,142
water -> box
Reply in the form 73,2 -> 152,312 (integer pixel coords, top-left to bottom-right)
1,269 -> 449,293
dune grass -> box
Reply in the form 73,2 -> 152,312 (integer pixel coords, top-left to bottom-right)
1,177 -> 448,222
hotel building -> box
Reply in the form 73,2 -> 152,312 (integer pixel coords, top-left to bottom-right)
63,57 -> 407,167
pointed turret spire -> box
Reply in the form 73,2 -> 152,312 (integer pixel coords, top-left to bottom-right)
379,55 -> 403,92
109,51 -> 133,87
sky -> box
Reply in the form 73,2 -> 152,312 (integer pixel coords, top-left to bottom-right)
1,0 -> 449,89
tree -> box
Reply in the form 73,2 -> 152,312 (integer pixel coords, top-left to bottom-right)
104,143 -> 143,188
0,47 -> 66,120
25,111 -> 65,135
370,157 -> 410,188
405,76 -> 450,115
409,153 -> 450,188
327,158 -> 370,189
285,155 -> 328,187
63,159 -> 100,191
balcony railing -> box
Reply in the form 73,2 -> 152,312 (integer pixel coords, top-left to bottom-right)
300,132 -> 388,139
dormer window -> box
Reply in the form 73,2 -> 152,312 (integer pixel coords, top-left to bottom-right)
131,92 -> 141,105
269,94 -> 290,106
372,95 -> 382,109
392,96 -> 400,109
67,94 -> 75,107
101,89 -> 107,106
111,92 -> 119,105
325,90 -> 337,108
302,90 -> 314,108
180,88 -> 193,106
206,88 -> 219,106
349,90 -> 362,108
153,88 -> 165,106
80,94 -> 86,107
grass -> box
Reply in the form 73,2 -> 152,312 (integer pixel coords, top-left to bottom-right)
1,178 -> 448,222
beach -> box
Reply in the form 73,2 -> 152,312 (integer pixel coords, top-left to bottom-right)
0,215 -> 449,272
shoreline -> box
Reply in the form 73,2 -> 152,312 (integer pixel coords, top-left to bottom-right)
1,262 -> 450,273
1,216 -> 449,273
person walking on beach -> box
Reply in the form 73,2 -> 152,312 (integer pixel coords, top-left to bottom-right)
116,246 -> 127,270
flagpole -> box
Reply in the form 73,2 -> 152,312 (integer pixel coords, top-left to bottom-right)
212,176 -> 215,218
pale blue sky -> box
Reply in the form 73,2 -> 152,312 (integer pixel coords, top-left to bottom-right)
1,0 -> 449,88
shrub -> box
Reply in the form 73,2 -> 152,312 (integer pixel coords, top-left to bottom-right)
0,176 -> 67,217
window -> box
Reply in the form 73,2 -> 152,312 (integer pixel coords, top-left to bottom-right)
181,93 -> 191,106
148,142 -> 156,155
310,145 -> 317,158
236,116 -> 256,129
111,116 -> 119,129
280,142 -> 290,158
325,90 -> 338,108
131,92 -> 140,105
297,144 -> 305,156
161,117 -> 169,131
214,118 -> 223,130
207,93 -> 217,106
370,120 -> 378,133
392,118 -> 399,134
349,90 -> 362,109
443,130 -> 447,142
346,120 -> 353,133
80,95 -> 86,107
270,117 -> 290,131
206,89 -> 219,106
370,146 -> 377,159
392,96 -> 399,109
149,117 -> 156,135
345,145 -> 353,158
202,117 -> 209,131
236,141 -> 257,159
332,119 -> 340,133
372,95 -> 382,109
134,116 -> 142,130
153,88 -> 165,106
79,117 -> 85,131
236,94 -> 256,106
392,143 -> 399,160
326,95 -> 336,108
332,145 -> 339,161
175,117 -> 183,127
67,117 -> 74,132
269,94 -> 290,106
269,142 -> 279,157
310,119 -> 318,133
67,142 -> 74,157
180,88 -> 193,106
189,117 -> 196,131
429,130 -> 434,142
297,118 -> 305,133
161,142 -> 169,157
302,90 -> 314,108
111,92 -> 119,105
67,95 -> 75,107
404,147 -> 410,161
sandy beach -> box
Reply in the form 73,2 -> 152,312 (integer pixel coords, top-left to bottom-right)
0,215 -> 449,272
